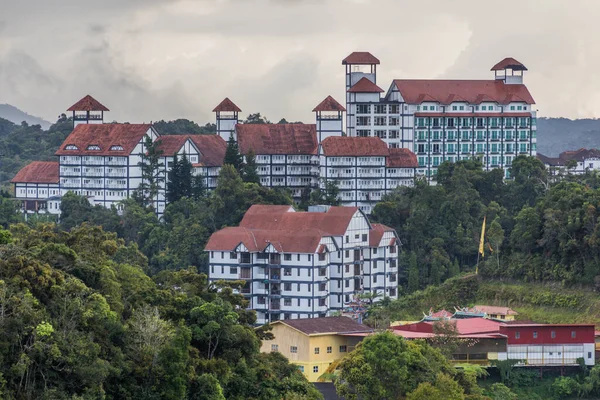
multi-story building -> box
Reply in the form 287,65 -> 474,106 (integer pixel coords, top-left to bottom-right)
343,52 -> 537,179
11,161 -> 61,214
538,148 -> 600,175
319,137 -> 417,213
260,316 -> 373,382
205,204 -> 400,325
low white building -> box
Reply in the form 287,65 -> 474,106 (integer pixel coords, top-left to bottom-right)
538,148 -> 600,175
205,204 -> 400,325
11,161 -> 61,214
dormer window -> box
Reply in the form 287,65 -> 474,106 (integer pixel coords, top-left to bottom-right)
87,145 -> 100,151
65,145 -> 79,150
110,145 -> 124,151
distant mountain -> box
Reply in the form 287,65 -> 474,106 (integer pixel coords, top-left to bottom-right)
0,104 -> 52,130
537,117 -> 600,157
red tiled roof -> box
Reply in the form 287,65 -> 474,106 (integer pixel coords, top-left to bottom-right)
11,161 -> 59,184
413,112 -> 532,118
321,137 -> 388,157
205,226 -> 325,253
189,135 -> 227,167
236,123 -> 318,155
342,52 -> 380,65
393,80 -> 535,105
278,316 -> 374,335
558,148 -> 600,163
387,148 -> 418,168
369,223 -> 395,247
474,305 -> 519,316
239,204 -> 359,236
67,95 -> 109,112
348,77 -> 384,93
313,95 -> 346,112
55,124 -> 152,156
155,135 -> 190,156
491,57 -> 527,71
213,97 -> 241,112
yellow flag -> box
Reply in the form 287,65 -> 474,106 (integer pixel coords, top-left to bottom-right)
478,216 -> 486,258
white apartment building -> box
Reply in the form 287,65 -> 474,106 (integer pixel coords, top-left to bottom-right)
342,52 -> 537,179
11,161 -> 61,214
205,204 -> 399,324
319,137 -> 416,213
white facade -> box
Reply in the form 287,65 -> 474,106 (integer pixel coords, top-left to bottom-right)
206,206 -> 399,325
343,53 -> 537,180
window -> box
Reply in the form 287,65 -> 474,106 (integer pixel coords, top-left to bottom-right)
284,298 -> 291,306
339,345 -> 347,353
313,366 -> 319,373
86,145 -> 100,151
314,347 -> 320,355
298,366 -> 304,372
551,331 -> 556,339
357,104 -> 371,114
515,331 -> 520,339
230,252 -> 237,259
571,331 -> 576,338
230,267 -> 237,274
109,145 -> 124,151
533,331 -> 538,339
362,234 -> 367,241
357,116 -> 370,126
284,268 -> 292,276
284,254 -> 292,261
290,346 -> 298,353
65,145 -> 79,150
318,253 -> 326,261
327,346 -> 332,353
271,344 -> 279,352
345,235 -> 349,243
297,254 -> 300,261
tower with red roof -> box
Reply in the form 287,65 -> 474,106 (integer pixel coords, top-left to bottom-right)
342,52 -> 381,136
66,95 -> 109,128
213,98 -> 241,142
313,95 -> 345,143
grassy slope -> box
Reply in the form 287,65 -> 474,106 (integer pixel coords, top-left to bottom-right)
388,275 -> 600,326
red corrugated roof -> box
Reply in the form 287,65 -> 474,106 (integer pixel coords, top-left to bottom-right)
278,316 -> 373,335
189,135 -> 227,167
213,97 -> 241,112
393,80 -> 535,105
387,148 -> 418,168
313,95 -> 346,112
342,52 -> 380,65
321,136 -> 389,157
67,95 -> 109,112
369,223 -> 395,247
236,124 -> 318,155
11,161 -> 59,184
491,57 -> 527,71
348,77 -> 384,93
413,112 -> 532,118
55,124 -> 151,156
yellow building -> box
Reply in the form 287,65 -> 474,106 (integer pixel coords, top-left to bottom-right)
474,305 -> 519,321
259,317 -> 373,382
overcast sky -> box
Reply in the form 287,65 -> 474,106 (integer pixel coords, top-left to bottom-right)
1,0 -> 598,125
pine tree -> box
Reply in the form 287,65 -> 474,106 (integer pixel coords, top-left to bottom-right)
136,134 -> 165,209
224,134 -> 242,172
242,149 -> 260,184
191,175 -> 206,200
166,154 -> 182,204
407,252 -> 419,293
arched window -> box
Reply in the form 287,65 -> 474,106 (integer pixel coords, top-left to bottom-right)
65,145 -> 79,150
87,145 -> 100,150
110,145 -> 124,151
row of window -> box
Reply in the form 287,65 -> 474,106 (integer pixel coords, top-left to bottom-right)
356,130 -> 400,139
356,104 -> 400,114
416,130 -> 535,141
514,330 -> 578,339
418,155 -> 518,168
416,117 -> 534,128
356,116 -> 400,126
417,104 -> 528,112
415,143 -> 535,154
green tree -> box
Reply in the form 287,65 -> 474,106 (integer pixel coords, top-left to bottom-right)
167,152 -> 193,203
136,134 -> 165,210
407,252 -> 419,293
407,373 -> 464,400
242,149 -> 260,184
335,331 -> 453,400
243,113 -> 270,124
224,134 -> 243,172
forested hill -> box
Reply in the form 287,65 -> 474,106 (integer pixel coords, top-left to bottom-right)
0,104 -> 52,130
537,117 -> 600,156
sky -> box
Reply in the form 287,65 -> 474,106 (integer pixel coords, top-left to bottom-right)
1,0 -> 599,125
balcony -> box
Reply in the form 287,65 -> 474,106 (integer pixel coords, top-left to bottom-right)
82,182 -> 103,189
106,170 -> 127,178
61,181 -> 80,188
82,171 -> 103,177
107,182 -> 126,189
107,159 -> 128,166
82,159 -> 104,166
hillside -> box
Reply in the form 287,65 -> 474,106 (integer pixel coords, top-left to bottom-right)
378,275 -> 600,326
0,104 -> 52,130
537,117 -> 600,156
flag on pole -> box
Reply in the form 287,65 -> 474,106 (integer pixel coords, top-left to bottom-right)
478,216 -> 486,258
